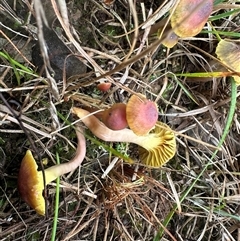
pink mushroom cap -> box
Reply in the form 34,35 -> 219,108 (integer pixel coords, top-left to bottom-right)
126,95 -> 158,136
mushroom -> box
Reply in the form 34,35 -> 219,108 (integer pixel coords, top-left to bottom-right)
171,0 -> 213,38
160,30 -> 179,48
147,18 -> 179,48
215,39 -> 240,85
154,19 -> 179,48
101,103 -> 128,130
126,95 -> 158,136
18,127 -> 86,215
97,82 -> 112,92
72,107 -> 176,168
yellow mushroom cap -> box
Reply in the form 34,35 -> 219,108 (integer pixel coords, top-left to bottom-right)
216,39 -> 240,85
18,150 -> 45,215
126,95 -> 158,136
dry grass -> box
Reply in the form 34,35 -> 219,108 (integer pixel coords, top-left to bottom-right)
0,0 -> 240,240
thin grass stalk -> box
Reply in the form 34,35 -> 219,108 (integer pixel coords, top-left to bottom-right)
51,152 -> 60,241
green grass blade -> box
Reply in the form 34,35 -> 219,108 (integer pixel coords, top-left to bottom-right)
201,30 -> 240,38
173,75 -> 199,104
175,72 -> 234,78
209,9 -> 240,21
0,51 -> 33,73
51,152 -> 60,241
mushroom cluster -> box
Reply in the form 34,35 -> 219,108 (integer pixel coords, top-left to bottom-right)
18,95 -> 175,215
72,105 -> 176,168
18,126 -> 86,215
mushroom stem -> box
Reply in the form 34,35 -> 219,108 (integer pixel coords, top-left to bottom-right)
44,127 -> 86,184
72,107 -> 163,150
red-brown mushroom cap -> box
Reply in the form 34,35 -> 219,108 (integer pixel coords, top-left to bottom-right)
171,0 -> 213,38
18,150 -> 45,215
97,82 -> 112,92
102,103 -> 128,130
126,95 -> 158,136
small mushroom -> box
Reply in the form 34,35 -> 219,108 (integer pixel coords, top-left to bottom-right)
147,18 -> 179,48
152,19 -> 179,48
97,82 -> 112,92
126,95 -> 158,136
160,30 -> 179,48
72,107 -> 176,168
216,39 -> 240,85
18,127 -> 86,215
101,103 -> 128,130
171,0 -> 213,38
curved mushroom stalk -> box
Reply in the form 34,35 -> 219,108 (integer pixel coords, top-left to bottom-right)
72,107 -> 176,168
18,126 -> 86,215
44,129 -> 86,184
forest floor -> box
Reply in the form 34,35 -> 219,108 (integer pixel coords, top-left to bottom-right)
0,0 -> 240,240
